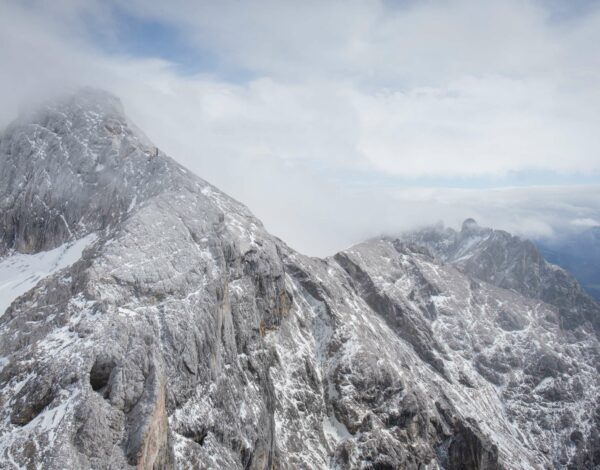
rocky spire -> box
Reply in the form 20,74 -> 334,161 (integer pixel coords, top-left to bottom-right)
461,217 -> 479,232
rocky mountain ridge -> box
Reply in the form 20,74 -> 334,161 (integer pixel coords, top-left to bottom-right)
0,90 -> 598,470
401,219 -> 600,334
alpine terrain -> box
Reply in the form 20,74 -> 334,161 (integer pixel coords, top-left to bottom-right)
0,89 -> 598,470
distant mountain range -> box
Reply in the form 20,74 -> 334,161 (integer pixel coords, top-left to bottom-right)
536,226 -> 600,301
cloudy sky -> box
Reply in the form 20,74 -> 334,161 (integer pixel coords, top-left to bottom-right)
1,0 -> 600,255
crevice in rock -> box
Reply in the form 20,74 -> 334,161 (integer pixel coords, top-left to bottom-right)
89,356 -> 115,397
435,402 -> 499,470
181,428 -> 208,446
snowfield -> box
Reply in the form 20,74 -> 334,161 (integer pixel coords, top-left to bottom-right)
0,234 -> 96,316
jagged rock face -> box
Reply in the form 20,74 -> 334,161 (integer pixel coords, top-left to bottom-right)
0,89 -> 182,255
403,221 -> 600,333
0,91 -> 599,470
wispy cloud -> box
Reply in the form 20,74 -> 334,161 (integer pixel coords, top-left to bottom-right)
570,217 -> 600,227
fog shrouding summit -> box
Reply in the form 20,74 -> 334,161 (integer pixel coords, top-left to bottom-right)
1,0 -> 600,255
0,87 -> 599,470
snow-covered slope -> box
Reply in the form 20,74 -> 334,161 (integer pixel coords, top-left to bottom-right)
0,90 -> 598,470
0,234 -> 96,316
402,219 -> 600,333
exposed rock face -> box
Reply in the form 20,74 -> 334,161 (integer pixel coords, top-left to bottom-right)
0,90 -> 598,469
0,89 -> 177,255
402,221 -> 600,333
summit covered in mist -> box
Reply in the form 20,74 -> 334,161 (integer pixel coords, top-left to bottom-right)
2,1 -> 600,469
0,89 -> 598,469
1,0 -> 600,256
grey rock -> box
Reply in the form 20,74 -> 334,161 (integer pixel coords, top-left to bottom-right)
0,90 -> 598,469
403,220 -> 600,333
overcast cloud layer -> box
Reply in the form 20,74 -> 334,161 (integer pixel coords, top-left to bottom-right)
1,0 -> 599,255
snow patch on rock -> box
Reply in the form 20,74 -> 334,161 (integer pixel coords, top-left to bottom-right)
0,233 -> 96,316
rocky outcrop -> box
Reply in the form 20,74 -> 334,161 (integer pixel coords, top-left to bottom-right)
0,90 -> 598,469
0,89 -> 179,255
403,220 -> 600,333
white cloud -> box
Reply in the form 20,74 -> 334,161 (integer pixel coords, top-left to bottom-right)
571,217 -> 600,227
1,0 -> 600,255
391,185 -> 600,239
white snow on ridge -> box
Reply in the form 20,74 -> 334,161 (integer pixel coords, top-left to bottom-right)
0,233 -> 97,316
322,413 -> 352,443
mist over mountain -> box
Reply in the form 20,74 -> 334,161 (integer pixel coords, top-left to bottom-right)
0,90 -> 598,470
2,0 -> 600,257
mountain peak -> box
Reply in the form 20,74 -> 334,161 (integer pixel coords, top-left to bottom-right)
14,88 -> 126,128
54,87 -> 124,114
1,91 -> 599,470
0,89 -> 180,254
402,219 -> 600,333
461,217 -> 479,232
